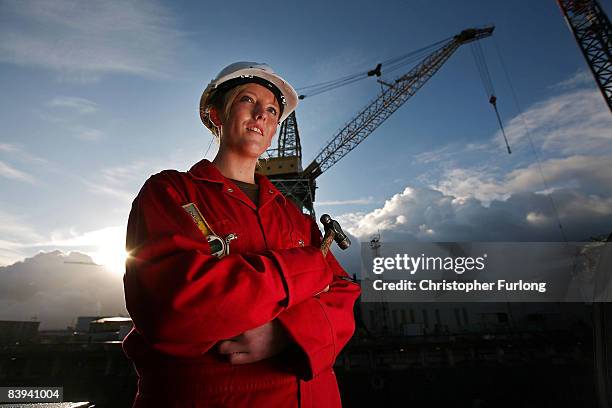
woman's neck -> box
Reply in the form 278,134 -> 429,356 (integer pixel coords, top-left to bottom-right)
212,151 -> 258,184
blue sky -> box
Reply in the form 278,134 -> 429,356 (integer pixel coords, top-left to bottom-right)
1,0 -> 611,274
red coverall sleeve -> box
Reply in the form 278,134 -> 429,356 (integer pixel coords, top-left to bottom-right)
123,174 -> 333,358
277,217 -> 361,380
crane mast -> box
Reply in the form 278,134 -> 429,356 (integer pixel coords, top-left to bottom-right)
260,26 -> 494,215
557,0 -> 612,113
267,111 -> 302,158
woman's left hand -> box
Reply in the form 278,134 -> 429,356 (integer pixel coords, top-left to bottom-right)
217,319 -> 292,364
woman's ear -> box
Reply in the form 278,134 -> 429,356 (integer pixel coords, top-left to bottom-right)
209,106 -> 223,128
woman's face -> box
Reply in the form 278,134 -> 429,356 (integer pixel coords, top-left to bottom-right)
220,83 -> 281,159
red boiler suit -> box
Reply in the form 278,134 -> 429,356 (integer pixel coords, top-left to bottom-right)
123,159 -> 360,407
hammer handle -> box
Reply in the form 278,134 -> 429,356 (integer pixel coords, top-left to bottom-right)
321,230 -> 335,257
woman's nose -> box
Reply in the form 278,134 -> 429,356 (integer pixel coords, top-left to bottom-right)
253,104 -> 269,120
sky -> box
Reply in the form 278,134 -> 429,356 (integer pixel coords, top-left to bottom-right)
1,0 -> 611,288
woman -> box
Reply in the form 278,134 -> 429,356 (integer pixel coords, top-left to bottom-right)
123,62 -> 360,407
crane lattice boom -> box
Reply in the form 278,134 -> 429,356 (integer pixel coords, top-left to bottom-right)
557,0 -> 612,113
304,26 -> 494,179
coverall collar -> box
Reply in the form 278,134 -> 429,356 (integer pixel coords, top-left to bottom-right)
188,159 -> 286,206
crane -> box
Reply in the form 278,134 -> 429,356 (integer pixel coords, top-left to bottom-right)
260,26 -> 495,215
557,0 -> 612,113
556,3 -> 612,407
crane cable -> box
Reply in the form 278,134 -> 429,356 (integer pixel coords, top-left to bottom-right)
492,38 -> 568,244
296,37 -> 452,99
471,41 -> 512,154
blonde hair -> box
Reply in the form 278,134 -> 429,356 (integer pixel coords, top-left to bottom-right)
208,84 -> 250,142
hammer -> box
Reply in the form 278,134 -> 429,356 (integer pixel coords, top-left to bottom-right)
320,214 -> 351,256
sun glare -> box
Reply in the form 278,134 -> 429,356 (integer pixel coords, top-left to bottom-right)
92,244 -> 128,275
86,226 -> 128,275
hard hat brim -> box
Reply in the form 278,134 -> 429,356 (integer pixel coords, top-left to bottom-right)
200,65 -> 298,132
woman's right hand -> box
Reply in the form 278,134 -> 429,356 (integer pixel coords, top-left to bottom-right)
217,319 -> 291,364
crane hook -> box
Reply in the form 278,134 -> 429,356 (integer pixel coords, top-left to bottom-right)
489,95 -> 512,155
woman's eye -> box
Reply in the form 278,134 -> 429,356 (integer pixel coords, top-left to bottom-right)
267,107 -> 278,116
241,95 -> 254,103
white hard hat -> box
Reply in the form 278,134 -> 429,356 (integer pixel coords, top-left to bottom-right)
199,61 -> 298,132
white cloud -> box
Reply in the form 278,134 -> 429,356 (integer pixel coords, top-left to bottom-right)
74,127 -> 104,141
526,211 -> 549,226
415,86 -> 611,170
39,99 -> 104,141
436,155 -> 612,205
435,166 -> 509,204
506,155 -> 612,197
414,144 -> 458,164
43,226 -> 127,274
413,77 -> 612,206
84,147 -> 207,203
341,72 -> 612,242
0,0 -> 185,81
0,212 -> 43,243
45,226 -> 124,248
0,143 -> 18,153
0,250 -> 126,329
0,204 -> 128,272
318,196 -> 375,206
409,84 -> 612,222
497,88 -> 612,156
0,223 -> 128,275
0,160 -> 36,183
340,185 -> 612,243
339,186 -> 453,239
550,69 -> 593,90
48,96 -> 98,114
0,241 -> 28,267
86,183 -> 135,203
84,160 -> 161,203
0,210 -> 46,266
0,143 -> 48,164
